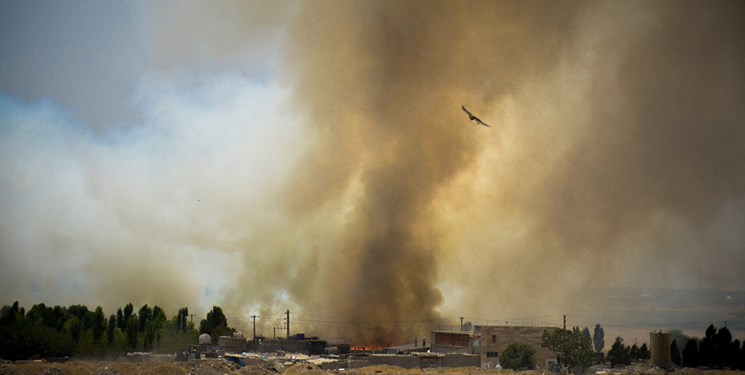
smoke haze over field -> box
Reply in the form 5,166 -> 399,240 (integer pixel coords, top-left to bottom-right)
1,1 -> 744,344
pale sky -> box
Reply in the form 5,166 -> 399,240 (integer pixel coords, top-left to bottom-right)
1,0 -> 744,344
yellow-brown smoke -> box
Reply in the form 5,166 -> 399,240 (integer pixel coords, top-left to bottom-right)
261,0 -> 745,343
276,0 -> 588,344
4,0 -> 744,345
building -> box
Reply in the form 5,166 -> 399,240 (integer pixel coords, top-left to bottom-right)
218,335 -> 247,354
431,325 -> 558,369
650,331 -> 672,369
479,325 -> 558,370
431,326 -> 476,354
384,342 -> 430,355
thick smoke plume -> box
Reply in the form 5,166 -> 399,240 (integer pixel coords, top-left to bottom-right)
264,0 -> 745,343
1,0 -> 744,344
270,0 -> 587,344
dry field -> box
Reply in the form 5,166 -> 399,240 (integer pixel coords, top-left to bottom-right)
0,360 -> 741,375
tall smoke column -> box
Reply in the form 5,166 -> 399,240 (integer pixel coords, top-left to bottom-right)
2,0 -> 744,341
279,1 -> 582,344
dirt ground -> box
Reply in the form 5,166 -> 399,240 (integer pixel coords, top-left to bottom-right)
0,360 -> 742,375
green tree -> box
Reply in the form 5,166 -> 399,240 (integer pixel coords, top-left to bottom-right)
107,314 -> 116,344
0,302 -> 27,359
125,315 -> 139,350
638,343 -> 649,360
727,339 -> 740,369
92,306 -> 106,343
159,317 -> 199,353
199,305 -> 234,341
64,316 -> 82,345
27,303 -> 56,328
714,326 -> 732,367
607,337 -> 631,367
52,305 -> 68,332
138,304 -> 152,332
671,339 -> 681,365
143,305 -> 166,351
177,307 -> 189,332
542,327 -> 594,372
700,324 -> 716,366
116,307 -> 124,330
151,306 -> 166,351
501,342 -> 536,370
593,324 -> 605,353
67,305 -> 90,331
75,328 -> 96,356
123,303 -> 134,324
1,302 -> 74,360
682,338 -> 699,367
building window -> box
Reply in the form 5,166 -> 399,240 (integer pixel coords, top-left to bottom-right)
487,351 -> 498,358
492,335 -> 497,344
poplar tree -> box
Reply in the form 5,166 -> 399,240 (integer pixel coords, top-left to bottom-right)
593,324 -> 605,353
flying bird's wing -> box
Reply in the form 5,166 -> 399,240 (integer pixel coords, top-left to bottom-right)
462,105 -> 491,127
474,118 -> 490,127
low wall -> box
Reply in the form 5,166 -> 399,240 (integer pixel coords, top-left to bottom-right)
318,359 -> 369,370
441,353 -> 480,368
369,354 -> 421,369
368,353 -> 480,369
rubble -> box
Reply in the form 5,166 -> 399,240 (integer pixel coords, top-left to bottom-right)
0,358 -> 740,375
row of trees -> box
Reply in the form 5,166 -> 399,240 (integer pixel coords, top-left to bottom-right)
675,325 -> 745,369
531,324 -> 745,372
580,324 -> 605,353
605,336 -> 648,366
0,301 -> 234,360
598,325 -> 745,370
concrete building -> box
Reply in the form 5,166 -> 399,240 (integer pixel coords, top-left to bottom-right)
479,326 -> 558,370
431,324 -> 558,369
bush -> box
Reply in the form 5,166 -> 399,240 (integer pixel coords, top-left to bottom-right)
501,342 -> 536,370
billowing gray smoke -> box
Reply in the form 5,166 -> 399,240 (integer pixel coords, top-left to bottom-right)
2,0 -> 743,345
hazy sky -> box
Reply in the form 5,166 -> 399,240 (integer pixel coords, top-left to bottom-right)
1,0 -> 744,344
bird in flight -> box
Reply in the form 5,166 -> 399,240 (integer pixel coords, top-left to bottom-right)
461,105 -> 490,127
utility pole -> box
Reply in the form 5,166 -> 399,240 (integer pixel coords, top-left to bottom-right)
251,315 -> 259,341
460,317 -> 464,330
563,315 -> 566,330
285,310 -> 290,339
